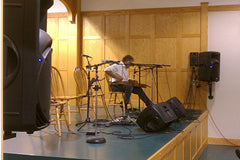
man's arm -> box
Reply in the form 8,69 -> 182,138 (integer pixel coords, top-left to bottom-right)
105,70 -> 123,81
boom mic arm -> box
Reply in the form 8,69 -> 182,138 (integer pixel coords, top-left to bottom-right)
81,54 -> 92,58
102,59 -> 119,64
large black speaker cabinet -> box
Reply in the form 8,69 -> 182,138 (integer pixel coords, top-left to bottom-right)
198,51 -> 220,82
136,102 -> 177,132
167,97 -> 187,119
3,0 -> 53,134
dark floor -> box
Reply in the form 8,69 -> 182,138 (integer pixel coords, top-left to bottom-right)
199,144 -> 240,160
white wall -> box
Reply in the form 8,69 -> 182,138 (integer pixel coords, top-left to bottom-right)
48,0 -> 67,13
208,11 -> 240,139
81,0 -> 240,11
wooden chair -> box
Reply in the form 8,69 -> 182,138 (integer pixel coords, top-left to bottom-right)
74,67 -> 109,119
49,101 -> 70,136
51,66 -> 83,125
104,73 -> 133,116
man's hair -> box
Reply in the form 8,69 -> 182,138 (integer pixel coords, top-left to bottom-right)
122,55 -> 134,62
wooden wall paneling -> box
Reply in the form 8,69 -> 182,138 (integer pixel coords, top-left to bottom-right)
191,127 -> 197,158
47,18 -> 59,67
105,15 -> 127,38
130,14 -> 152,37
83,16 -> 103,38
181,12 -> 200,35
68,38 -> 77,96
156,72 -> 174,102
59,17 -> 69,38
175,11 -> 183,104
181,37 -> 200,69
155,12 -> 178,36
130,39 -> 152,63
129,38 -> 152,106
60,70 -> 68,94
77,0 -> 82,67
203,116 -> 208,143
68,19 -> 77,37
176,140 -> 184,160
184,132 -> 191,160
58,39 -> 69,70
165,149 -> 175,160
83,15 -> 104,68
208,4 -> 240,11
154,38 -> 177,68
200,2 -> 208,52
51,39 -> 59,67
196,123 -> 202,154
199,2 -> 209,109
47,14 -> 77,103
82,15 -> 105,105
83,39 -> 102,66
47,17 -> 59,38
105,39 -> 129,61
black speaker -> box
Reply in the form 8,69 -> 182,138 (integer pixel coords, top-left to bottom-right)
136,102 -> 177,132
190,52 -> 199,67
3,0 -> 53,134
198,51 -> 220,82
167,97 -> 187,119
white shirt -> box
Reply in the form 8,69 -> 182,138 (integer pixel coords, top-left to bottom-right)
103,61 -> 129,82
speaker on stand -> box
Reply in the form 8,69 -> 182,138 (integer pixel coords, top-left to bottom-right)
198,51 -> 220,99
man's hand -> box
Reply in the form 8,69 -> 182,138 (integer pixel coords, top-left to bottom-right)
115,76 -> 123,82
128,79 -> 138,84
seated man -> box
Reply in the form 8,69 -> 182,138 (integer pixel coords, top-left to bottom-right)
103,55 -> 153,112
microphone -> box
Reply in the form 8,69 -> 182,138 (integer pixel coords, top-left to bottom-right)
81,53 -> 92,58
102,59 -> 119,64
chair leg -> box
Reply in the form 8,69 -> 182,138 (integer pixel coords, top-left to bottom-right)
101,95 -> 110,118
113,93 -> 117,117
77,98 -> 84,121
121,93 -> 126,113
66,100 -> 71,125
55,106 -> 61,136
62,106 -> 71,132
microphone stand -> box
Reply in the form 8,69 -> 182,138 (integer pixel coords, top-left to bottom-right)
138,65 -> 141,111
156,65 -> 159,103
86,63 -> 106,144
76,57 -> 93,131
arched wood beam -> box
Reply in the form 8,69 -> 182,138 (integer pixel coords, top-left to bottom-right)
59,0 -> 77,23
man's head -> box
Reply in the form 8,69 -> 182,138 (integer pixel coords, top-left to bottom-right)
122,55 -> 134,68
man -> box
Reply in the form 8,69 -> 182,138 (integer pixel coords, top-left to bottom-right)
104,55 -> 153,112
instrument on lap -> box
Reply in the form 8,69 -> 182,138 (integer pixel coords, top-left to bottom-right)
111,81 -> 150,88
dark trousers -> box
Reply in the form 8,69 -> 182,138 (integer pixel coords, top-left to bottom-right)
110,84 -> 153,110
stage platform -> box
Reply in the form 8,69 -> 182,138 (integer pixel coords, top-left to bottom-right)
3,109 -> 208,160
